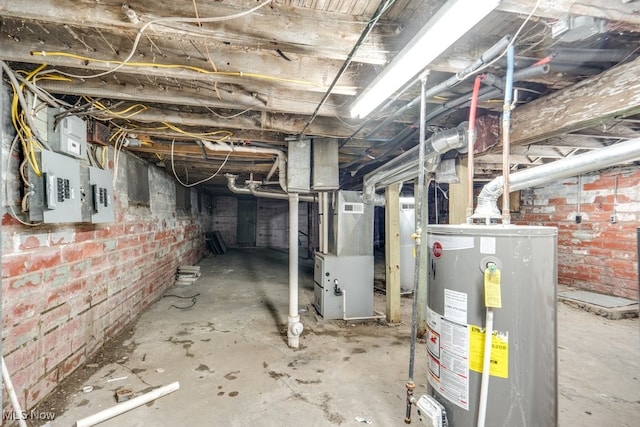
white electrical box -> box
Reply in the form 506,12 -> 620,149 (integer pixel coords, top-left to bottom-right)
416,395 -> 448,427
48,108 -> 87,159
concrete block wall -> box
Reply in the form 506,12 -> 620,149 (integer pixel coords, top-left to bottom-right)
1,150 -> 209,410
513,166 -> 639,299
211,196 -> 315,250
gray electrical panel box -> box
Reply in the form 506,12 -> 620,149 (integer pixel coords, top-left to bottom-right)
28,150 -> 82,223
81,166 -> 115,223
312,138 -> 339,190
287,139 -> 311,192
313,253 -> 374,320
48,108 -> 87,159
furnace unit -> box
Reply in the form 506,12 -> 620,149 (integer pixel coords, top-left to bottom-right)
313,191 -> 375,320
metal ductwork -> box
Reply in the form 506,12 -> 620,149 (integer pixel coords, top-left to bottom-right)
472,137 -> 640,220
362,123 -> 468,204
225,174 -> 316,203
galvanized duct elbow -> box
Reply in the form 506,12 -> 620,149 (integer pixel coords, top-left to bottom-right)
225,173 -> 252,196
472,137 -> 640,220
201,140 -> 288,191
362,124 -> 467,204
225,174 -> 316,203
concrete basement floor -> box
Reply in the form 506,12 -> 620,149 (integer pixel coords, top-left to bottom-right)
32,248 -> 639,427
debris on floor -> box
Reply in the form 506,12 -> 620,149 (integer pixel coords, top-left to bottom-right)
175,265 -> 201,286
115,388 -> 134,403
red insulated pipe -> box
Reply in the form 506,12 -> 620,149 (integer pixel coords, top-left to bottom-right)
467,74 -> 484,220
469,74 -> 484,132
532,54 -> 555,67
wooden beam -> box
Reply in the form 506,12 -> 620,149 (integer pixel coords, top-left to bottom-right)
385,183 -> 401,323
112,106 -> 387,140
40,78 -> 346,118
509,56 -> 640,146
448,159 -> 468,224
0,40 -> 357,96
0,1 -> 390,64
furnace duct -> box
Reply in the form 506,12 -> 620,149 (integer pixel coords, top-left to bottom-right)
361,123 -> 468,204
472,137 -> 640,220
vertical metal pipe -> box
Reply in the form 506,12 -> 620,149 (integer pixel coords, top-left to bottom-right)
322,193 -> 329,254
318,192 -> 325,253
502,45 -> 515,224
405,70 -> 429,424
287,193 -> 303,348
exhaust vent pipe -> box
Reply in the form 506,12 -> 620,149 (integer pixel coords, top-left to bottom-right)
472,137 -> 640,220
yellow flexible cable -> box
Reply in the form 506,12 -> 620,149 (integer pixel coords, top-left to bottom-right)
30,51 -> 323,87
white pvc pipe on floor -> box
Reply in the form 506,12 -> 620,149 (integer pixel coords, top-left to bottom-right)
75,382 -> 180,427
1,356 -> 28,427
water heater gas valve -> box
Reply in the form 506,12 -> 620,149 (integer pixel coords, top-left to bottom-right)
416,395 -> 448,427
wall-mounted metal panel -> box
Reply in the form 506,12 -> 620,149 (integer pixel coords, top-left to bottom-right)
89,166 -> 115,223
48,108 -> 87,159
287,139 -> 311,192
28,150 -> 82,223
312,138 -> 339,190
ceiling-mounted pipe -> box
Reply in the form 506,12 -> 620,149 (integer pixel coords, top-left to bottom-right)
472,137 -> 640,220
361,124 -> 468,204
363,34 -> 513,141
201,140 -> 287,191
346,64 -> 551,177
225,174 -> 316,203
248,183 -> 317,203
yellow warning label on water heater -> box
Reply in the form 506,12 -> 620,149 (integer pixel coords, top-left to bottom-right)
469,325 -> 509,378
484,268 -> 502,308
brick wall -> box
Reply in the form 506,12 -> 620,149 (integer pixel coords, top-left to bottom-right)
512,166 -> 639,299
1,148 -> 210,410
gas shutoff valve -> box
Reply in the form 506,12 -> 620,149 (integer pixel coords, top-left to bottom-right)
333,279 -> 343,296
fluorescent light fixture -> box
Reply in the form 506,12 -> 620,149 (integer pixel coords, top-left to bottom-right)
350,0 -> 501,119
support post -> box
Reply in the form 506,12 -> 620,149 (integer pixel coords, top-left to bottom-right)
385,183 -> 401,323
448,158 -> 469,224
